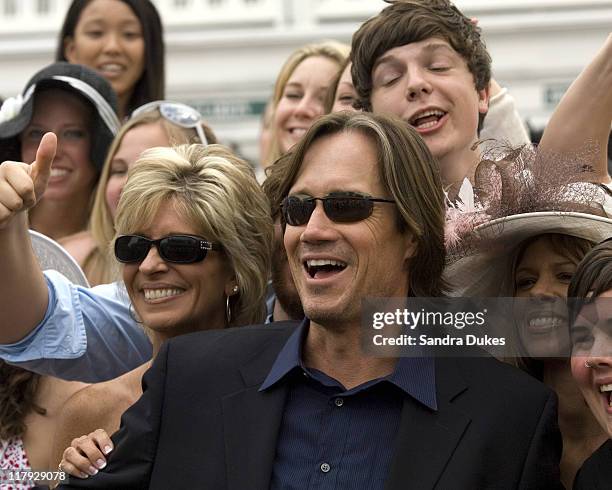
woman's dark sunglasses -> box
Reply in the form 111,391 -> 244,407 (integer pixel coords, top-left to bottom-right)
281,194 -> 396,226
114,235 -> 221,264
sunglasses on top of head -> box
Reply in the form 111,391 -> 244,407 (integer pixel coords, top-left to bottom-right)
130,101 -> 208,145
281,193 -> 396,226
114,235 -> 221,264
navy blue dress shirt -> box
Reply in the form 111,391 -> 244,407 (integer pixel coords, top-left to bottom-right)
261,319 -> 437,490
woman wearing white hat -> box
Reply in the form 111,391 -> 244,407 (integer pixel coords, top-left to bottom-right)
445,146 -> 612,488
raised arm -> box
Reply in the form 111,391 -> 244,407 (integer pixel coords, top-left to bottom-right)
0,133 -> 151,381
540,34 -> 612,183
0,132 -> 56,343
479,78 -> 531,149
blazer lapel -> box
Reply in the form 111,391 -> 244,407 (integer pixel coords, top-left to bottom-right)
222,331 -> 292,490
222,384 -> 287,490
385,358 -> 471,490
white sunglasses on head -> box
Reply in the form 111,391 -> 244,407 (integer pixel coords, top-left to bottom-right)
131,100 -> 208,145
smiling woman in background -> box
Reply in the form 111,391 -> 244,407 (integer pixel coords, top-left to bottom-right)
263,40 -> 349,167
325,58 -> 359,114
569,240 -> 612,489
0,62 -> 119,240
445,147 -> 612,488
56,0 -> 165,119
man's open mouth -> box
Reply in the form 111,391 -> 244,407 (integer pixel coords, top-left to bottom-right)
304,259 -> 347,279
408,109 -> 446,130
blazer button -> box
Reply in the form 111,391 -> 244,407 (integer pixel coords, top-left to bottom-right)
320,463 -> 331,473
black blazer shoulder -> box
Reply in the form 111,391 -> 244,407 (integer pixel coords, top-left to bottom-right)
168,321 -> 298,361
163,321 -> 297,384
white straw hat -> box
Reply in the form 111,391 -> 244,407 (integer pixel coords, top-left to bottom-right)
444,144 -> 612,297
446,211 -> 612,297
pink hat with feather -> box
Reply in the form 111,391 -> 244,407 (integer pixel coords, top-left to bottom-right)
444,144 -> 612,297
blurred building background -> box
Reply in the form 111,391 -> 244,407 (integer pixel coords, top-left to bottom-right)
1,0 -> 611,164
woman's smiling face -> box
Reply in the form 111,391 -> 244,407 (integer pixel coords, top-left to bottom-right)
571,290 -> 612,437
514,236 -> 577,359
122,200 -> 234,341
20,90 -> 96,202
64,0 -> 145,111
273,55 -> 340,154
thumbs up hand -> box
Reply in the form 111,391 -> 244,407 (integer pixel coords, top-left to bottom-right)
0,132 -> 57,229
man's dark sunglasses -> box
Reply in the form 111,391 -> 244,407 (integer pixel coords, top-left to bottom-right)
281,194 -> 396,226
114,235 -> 221,264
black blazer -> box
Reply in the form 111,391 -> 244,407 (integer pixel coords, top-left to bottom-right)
59,322 -> 563,490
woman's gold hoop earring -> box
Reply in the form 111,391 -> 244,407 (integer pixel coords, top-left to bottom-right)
226,286 -> 238,324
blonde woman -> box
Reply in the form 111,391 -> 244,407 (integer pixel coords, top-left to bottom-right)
263,40 -> 349,167
61,102 -> 217,286
49,143 -> 272,477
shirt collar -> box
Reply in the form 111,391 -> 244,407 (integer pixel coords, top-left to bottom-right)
260,318 -> 437,411
260,317 -> 307,390
389,356 -> 437,410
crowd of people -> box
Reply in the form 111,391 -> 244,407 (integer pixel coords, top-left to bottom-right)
0,0 -> 610,488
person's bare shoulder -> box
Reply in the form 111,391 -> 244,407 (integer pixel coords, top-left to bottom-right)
59,231 -> 96,266
61,379 -> 136,431
52,379 -> 137,467
38,376 -> 89,410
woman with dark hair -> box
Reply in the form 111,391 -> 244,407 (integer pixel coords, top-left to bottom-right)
445,146 -> 612,488
56,0 -> 165,119
569,240 -> 612,489
0,62 -> 119,240
0,363 -> 87,488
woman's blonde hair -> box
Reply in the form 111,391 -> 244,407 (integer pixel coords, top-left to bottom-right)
115,144 -> 273,327
84,107 -> 217,285
265,40 -> 350,166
